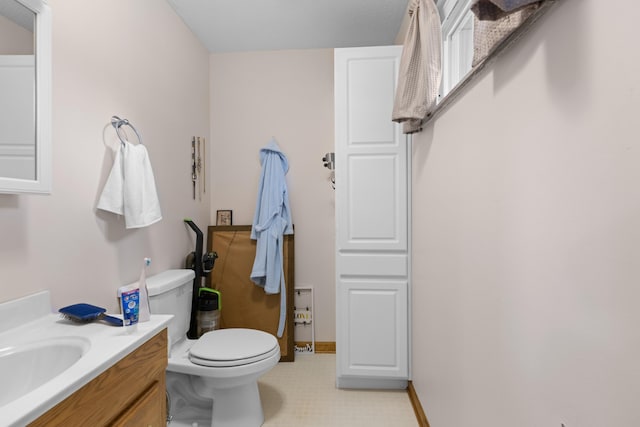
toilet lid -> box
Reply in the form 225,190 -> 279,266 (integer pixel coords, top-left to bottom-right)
189,328 -> 279,367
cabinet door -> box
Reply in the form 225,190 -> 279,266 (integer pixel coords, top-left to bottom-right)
112,381 -> 165,427
335,46 -> 409,389
339,279 -> 408,378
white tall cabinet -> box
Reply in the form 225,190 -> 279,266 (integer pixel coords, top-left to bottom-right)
335,46 -> 410,389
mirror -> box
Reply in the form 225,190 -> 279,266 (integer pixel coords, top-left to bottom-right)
428,0 -> 557,123
0,0 -> 51,194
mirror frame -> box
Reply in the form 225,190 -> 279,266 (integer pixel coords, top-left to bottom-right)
424,0 -> 558,125
0,0 -> 51,194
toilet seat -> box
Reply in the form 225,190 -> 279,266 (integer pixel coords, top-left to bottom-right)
189,328 -> 279,367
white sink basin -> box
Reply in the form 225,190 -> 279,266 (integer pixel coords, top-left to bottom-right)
0,336 -> 90,407
0,290 -> 172,427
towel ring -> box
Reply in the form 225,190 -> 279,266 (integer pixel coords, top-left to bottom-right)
111,115 -> 143,145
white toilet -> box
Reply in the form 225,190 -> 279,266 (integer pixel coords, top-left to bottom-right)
145,269 -> 280,427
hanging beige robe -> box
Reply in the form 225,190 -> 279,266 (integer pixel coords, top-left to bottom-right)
391,0 -> 442,134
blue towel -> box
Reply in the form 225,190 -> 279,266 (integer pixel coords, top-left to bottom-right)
250,139 -> 293,337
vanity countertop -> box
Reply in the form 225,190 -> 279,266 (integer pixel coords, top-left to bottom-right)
0,291 -> 172,427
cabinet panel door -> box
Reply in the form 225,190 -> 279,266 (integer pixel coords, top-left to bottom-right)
335,46 -> 409,387
339,279 -> 408,378
112,381 -> 165,427
335,46 -> 407,253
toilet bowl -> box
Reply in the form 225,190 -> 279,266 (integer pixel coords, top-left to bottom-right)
144,269 -> 280,427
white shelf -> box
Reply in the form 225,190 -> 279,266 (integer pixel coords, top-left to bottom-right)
293,286 -> 314,354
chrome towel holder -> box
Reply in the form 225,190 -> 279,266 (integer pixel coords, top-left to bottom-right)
110,115 -> 143,145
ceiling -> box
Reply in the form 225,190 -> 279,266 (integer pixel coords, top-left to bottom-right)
166,0 -> 409,53
0,0 -> 35,31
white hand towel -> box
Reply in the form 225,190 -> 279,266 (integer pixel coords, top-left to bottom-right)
122,141 -> 162,228
97,141 -> 162,229
97,144 -> 125,216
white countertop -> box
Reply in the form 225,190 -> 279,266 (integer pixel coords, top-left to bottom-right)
0,291 -> 172,427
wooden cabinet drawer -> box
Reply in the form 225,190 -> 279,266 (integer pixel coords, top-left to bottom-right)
112,380 -> 165,427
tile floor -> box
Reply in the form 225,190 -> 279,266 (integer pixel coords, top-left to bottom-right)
259,353 -> 419,427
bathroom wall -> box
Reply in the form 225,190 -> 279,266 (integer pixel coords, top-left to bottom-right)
209,49 -> 336,341
411,0 -> 640,425
0,0 -> 210,312
0,14 -> 33,54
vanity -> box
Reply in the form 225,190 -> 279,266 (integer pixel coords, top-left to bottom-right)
0,291 -> 172,427
29,331 -> 167,426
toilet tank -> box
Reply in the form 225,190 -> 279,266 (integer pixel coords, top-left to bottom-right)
146,269 -> 195,349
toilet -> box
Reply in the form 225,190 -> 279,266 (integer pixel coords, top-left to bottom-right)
145,269 -> 280,427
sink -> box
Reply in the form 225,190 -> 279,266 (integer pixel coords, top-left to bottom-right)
0,291 -> 171,426
0,336 -> 90,407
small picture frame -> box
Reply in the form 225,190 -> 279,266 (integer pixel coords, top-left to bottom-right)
216,210 -> 232,226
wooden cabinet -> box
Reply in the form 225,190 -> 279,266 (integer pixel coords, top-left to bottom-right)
29,329 -> 167,427
335,46 -> 410,389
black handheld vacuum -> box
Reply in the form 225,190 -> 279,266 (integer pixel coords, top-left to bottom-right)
184,219 -> 217,339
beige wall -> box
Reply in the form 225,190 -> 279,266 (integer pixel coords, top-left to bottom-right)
0,14 -> 33,54
209,49 -> 336,341
0,0 -> 210,312
411,0 -> 640,425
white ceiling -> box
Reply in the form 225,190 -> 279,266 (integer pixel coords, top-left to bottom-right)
166,0 -> 409,53
0,0 -> 35,32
